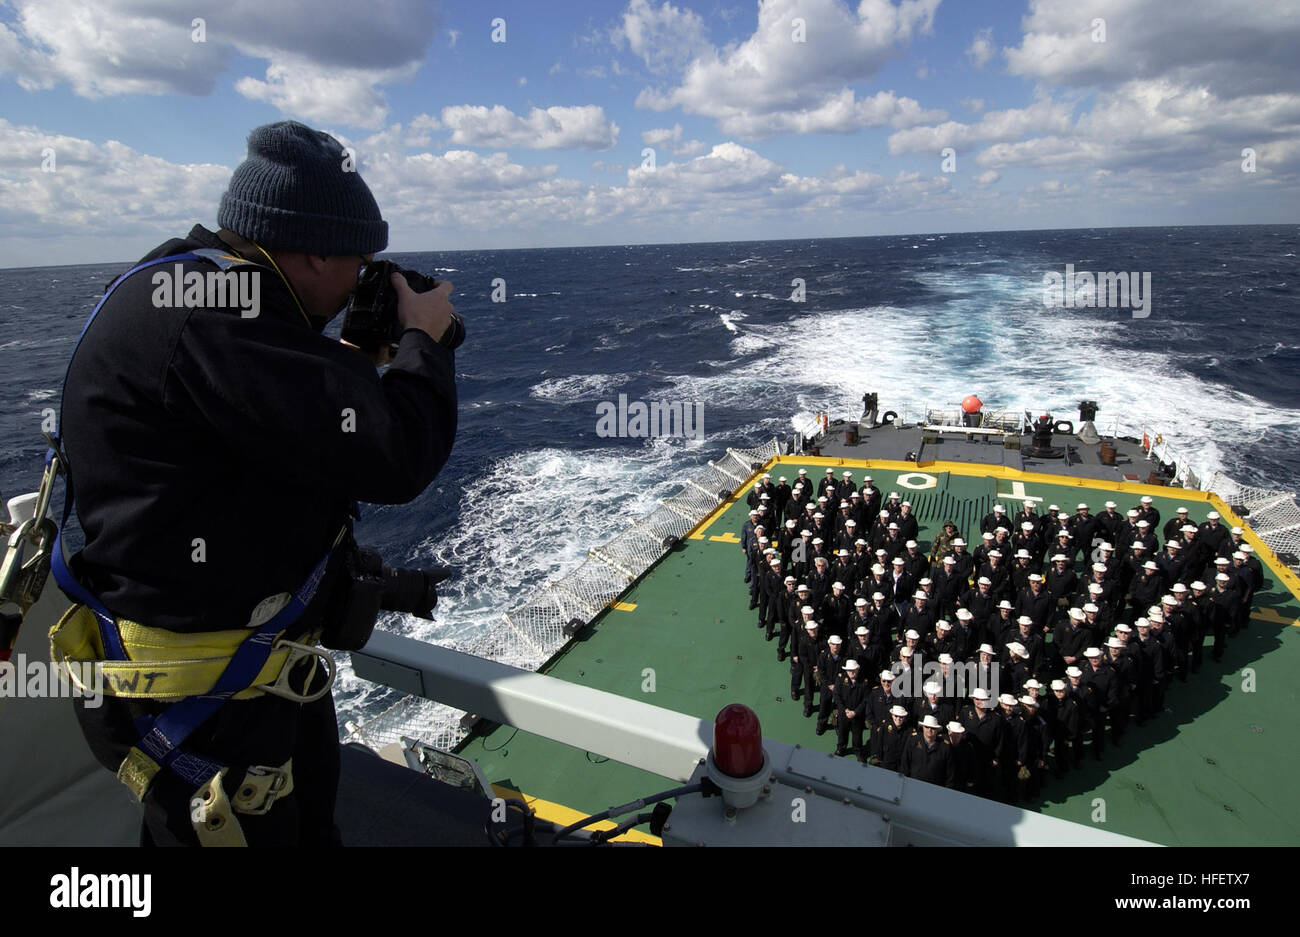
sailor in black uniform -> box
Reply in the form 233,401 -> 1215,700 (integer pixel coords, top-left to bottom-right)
961,689 -> 1002,798
1163,506 -> 1191,545
816,635 -> 846,734
1106,636 -> 1136,744
866,670 -> 897,747
895,501 -> 919,543
834,659 -> 870,760
901,715 -> 955,787
872,706 -> 911,770
1135,495 -> 1160,534
1079,647 -> 1117,760
792,620 -> 823,714
946,721 -> 975,793
949,538 -> 975,583
981,504 -> 1010,537
848,616 -> 884,677
1069,503 -> 1099,559
1049,678 -> 1082,774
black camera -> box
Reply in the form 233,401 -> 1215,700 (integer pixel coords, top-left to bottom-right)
342,260 -> 465,354
320,542 -> 454,651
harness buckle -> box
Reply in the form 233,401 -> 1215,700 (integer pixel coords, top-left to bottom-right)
257,638 -> 336,703
231,760 -> 295,815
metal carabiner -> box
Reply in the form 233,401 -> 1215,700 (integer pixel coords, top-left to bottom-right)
256,638 -> 337,703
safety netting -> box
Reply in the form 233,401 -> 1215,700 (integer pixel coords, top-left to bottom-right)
344,439 -> 781,753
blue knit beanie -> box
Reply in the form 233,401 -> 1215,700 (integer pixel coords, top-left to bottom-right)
218,121 -> 388,256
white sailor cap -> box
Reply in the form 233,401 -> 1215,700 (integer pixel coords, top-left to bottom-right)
783,575 -> 796,583
920,715 -> 943,729
863,476 -> 873,482
1230,526 -> 1243,535
1241,544 -> 1253,553
778,476 -> 787,482
947,721 -> 965,734
1171,582 -> 1187,593
943,555 -> 956,564
759,493 -> 770,500
1143,560 -> 1158,570
850,490 -> 860,498
1207,511 -> 1220,520
748,509 -> 758,515
805,620 -> 820,629
1057,530 -> 1072,538
919,577 -> 932,587
785,519 -> 797,527
953,538 -> 966,547
1066,666 -> 1084,678
1028,573 -> 1042,582
981,532 -> 994,541
1069,607 -> 1085,620
888,522 -> 899,530
906,539 -> 917,549
1181,524 -> 1198,533
855,538 -> 867,546
1088,583 -> 1103,593
812,537 -> 824,544
1216,572 -> 1230,581
875,548 -> 888,556
1133,540 -> 1147,548
1021,522 -> 1034,530
978,643 -> 996,656
999,693 -> 1018,707
769,558 -> 781,567
1141,496 -> 1153,504
890,705 -> 908,717
956,608 -> 973,620
800,529 -> 813,537
832,580 -> 845,589
837,549 -> 849,557
902,501 -> 912,508
994,504 -> 1004,512
880,670 -> 896,681
843,659 -> 859,671
845,519 -> 857,527
839,500 -> 850,509
801,605 -> 814,614
923,681 -> 941,696
798,469 -> 808,475
1083,647 -> 1102,658
913,590 -> 928,600
998,599 -> 1013,610
1127,509 -> 1139,518
1093,562 -> 1108,573
1147,606 -> 1164,619
1016,549 -> 1030,559
1017,615 -> 1032,626
1020,695 -> 1039,708
889,492 -> 900,499
1104,501 -> 1116,509
988,549 -> 1002,558
1135,617 -> 1150,629
1006,641 -> 1028,658
825,468 -> 835,475
1176,506 -> 1188,513
972,688 -> 991,700
1048,504 -> 1059,511
854,598 -> 867,607
936,619 -> 952,631
871,564 -> 885,575
1050,680 -> 1066,691
1083,602 -> 1099,613
828,635 -> 842,645
1100,542 -> 1114,552
1161,595 -> 1177,605
892,556 -> 905,565
880,510 -> 890,517
872,591 -> 885,601
1106,637 -> 1124,650
1115,623 -> 1132,633
842,470 -> 853,477
905,629 -> 920,640
938,653 -> 954,664
900,646 -> 914,657
1052,553 -> 1068,562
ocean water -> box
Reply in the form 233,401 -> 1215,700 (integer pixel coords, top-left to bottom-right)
2,224 -> 1297,725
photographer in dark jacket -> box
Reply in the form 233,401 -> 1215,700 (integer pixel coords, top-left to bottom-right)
60,121 -> 458,846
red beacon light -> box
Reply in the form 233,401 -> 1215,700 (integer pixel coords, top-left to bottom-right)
706,703 -> 770,809
961,394 -> 982,414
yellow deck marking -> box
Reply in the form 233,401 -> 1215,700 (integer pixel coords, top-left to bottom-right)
709,532 -> 741,543
491,784 -> 661,845
1251,607 -> 1300,627
609,601 -> 637,612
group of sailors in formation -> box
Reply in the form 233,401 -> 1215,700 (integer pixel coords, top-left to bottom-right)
738,467 -> 1265,803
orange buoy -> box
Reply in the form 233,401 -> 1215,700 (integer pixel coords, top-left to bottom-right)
961,395 -> 983,414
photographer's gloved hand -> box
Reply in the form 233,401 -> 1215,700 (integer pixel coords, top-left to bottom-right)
392,272 -> 455,345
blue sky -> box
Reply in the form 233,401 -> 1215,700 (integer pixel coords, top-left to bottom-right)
1,0 -> 1297,266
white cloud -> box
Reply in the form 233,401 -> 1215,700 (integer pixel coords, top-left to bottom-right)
962,98 -> 986,113
966,28 -> 994,69
0,0 -> 439,128
887,98 -> 1076,154
613,0 -> 710,74
975,170 -> 1000,186
1005,0 -> 1300,98
642,124 -> 709,156
440,105 -> 619,150
630,0 -> 943,139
